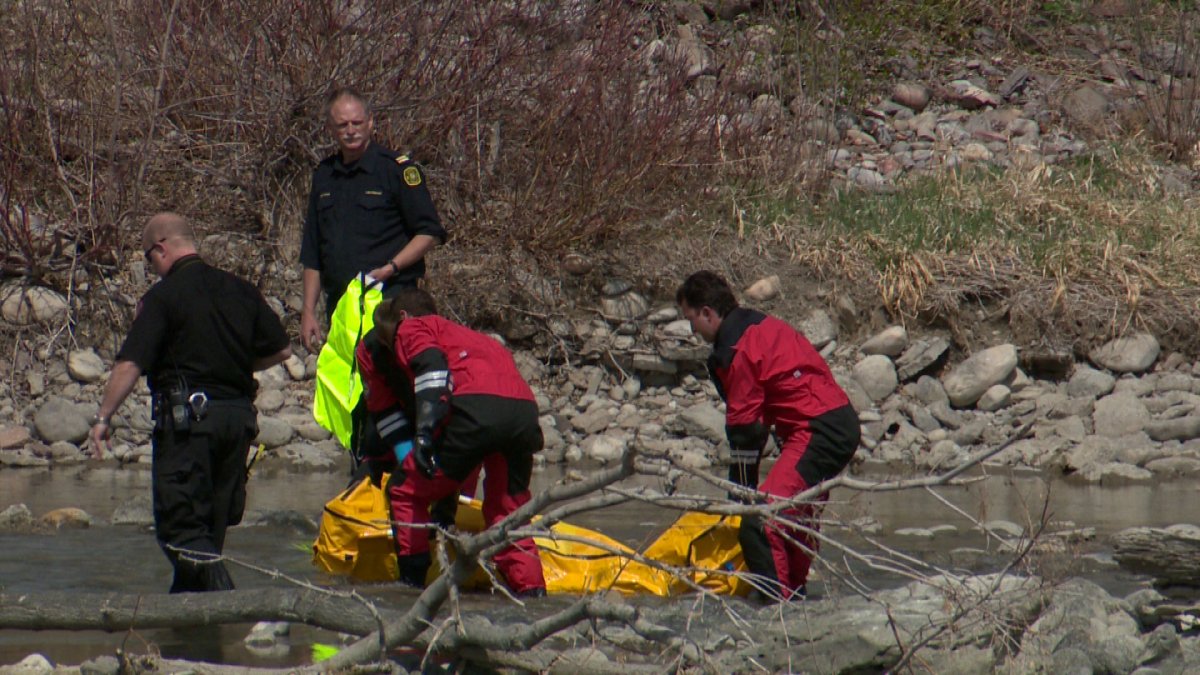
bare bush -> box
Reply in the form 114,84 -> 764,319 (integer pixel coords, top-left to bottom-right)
1128,2 -> 1200,163
0,1 -> 819,305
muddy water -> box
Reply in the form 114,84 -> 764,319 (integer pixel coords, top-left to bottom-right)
2,462 -> 1197,667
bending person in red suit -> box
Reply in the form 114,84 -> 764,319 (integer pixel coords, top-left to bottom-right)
677,271 -> 861,601
355,288 -> 545,596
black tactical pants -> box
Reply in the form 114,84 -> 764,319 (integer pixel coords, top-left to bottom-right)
152,399 -> 256,593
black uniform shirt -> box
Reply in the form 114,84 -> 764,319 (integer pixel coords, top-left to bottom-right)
117,255 -> 290,399
299,142 -> 447,298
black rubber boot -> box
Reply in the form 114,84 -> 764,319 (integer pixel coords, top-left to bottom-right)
396,552 -> 432,588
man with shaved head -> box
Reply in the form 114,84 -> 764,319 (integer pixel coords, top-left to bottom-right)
90,212 -> 291,593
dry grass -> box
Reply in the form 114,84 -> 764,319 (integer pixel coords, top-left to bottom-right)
778,137 -> 1200,353
2,0 -> 1200,358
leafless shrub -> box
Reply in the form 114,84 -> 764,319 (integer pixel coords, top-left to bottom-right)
0,0 -> 813,303
1128,3 -> 1200,163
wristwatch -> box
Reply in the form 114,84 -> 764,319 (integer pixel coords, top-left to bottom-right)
90,413 -> 109,426
388,260 -> 401,275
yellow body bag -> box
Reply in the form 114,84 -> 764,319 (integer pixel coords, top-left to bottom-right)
312,275 -> 383,448
313,475 -> 749,596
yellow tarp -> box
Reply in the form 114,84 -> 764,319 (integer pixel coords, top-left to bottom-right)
312,275 -> 383,448
312,474 -> 749,596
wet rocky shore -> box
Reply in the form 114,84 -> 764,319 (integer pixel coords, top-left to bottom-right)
5,283 -> 1200,672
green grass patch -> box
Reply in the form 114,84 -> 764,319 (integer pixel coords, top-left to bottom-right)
735,145 -> 1200,284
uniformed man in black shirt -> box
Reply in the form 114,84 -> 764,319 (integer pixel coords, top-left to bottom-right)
89,212 -> 292,593
299,87 -> 448,353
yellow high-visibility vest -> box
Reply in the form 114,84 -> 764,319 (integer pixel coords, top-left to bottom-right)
313,275 -> 383,448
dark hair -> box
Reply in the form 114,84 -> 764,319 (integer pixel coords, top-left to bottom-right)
325,86 -> 372,118
379,287 -> 439,320
675,270 -> 738,317
373,288 -> 439,344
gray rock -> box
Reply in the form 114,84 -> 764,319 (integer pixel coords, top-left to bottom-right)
1067,365 -> 1116,398
67,348 -> 106,383
1145,416 -> 1200,442
906,403 -> 941,433
295,423 -> 331,442
245,620 -> 290,647
947,79 -> 1001,109
645,306 -> 678,323
848,166 -> 887,189
929,399 -> 964,430
671,25 -> 714,80
1154,371 -> 1195,394
1093,392 -> 1150,438
0,284 -> 69,324
1065,432 -> 1118,470
571,407 -> 616,435
798,309 -> 837,349
674,403 -> 725,444
0,446 -> 50,468
0,425 -> 31,449
1075,461 -> 1153,483
921,439 -> 964,470
905,375 -> 949,404
943,344 -> 1019,408
255,416 -> 294,448
111,496 -> 154,526
892,82 -> 932,111
660,319 -> 693,338
656,339 -> 709,362
631,353 -> 678,374
256,388 -> 285,412
1007,579 -> 1144,675
0,504 -> 34,530
580,434 -> 627,463
1062,85 -> 1110,130
282,354 -> 307,381
601,279 -> 632,297
33,396 -> 91,444
80,655 -> 121,675
275,442 -> 339,469
5,653 -> 54,673
853,354 -> 898,402
1052,416 -> 1088,443
254,365 -> 289,390
975,384 -> 1011,412
26,370 -> 44,396
860,325 -> 908,357
600,291 -> 649,321
1144,456 -> 1200,476
835,370 -> 876,413
743,275 -> 781,302
1090,333 -> 1160,374
895,337 -> 950,381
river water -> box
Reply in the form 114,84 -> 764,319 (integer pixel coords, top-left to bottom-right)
2,461 -> 1197,668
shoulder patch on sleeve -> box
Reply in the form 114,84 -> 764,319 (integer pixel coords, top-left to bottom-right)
403,166 -> 422,187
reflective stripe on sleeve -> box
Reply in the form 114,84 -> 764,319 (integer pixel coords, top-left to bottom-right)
414,370 -> 450,392
376,411 -> 409,437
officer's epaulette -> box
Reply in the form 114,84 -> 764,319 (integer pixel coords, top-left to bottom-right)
395,154 -> 410,165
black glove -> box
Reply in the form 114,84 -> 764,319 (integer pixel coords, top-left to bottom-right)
413,434 -> 437,479
727,457 -> 760,503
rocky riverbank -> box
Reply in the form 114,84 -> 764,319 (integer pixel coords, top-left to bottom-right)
2,275 -> 1196,486
7,274 -> 1200,673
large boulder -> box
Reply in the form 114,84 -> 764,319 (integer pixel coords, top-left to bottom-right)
942,344 -> 1018,408
33,396 -> 91,444
0,283 -> 69,324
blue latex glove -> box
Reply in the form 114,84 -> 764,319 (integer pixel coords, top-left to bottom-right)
394,440 -> 413,463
